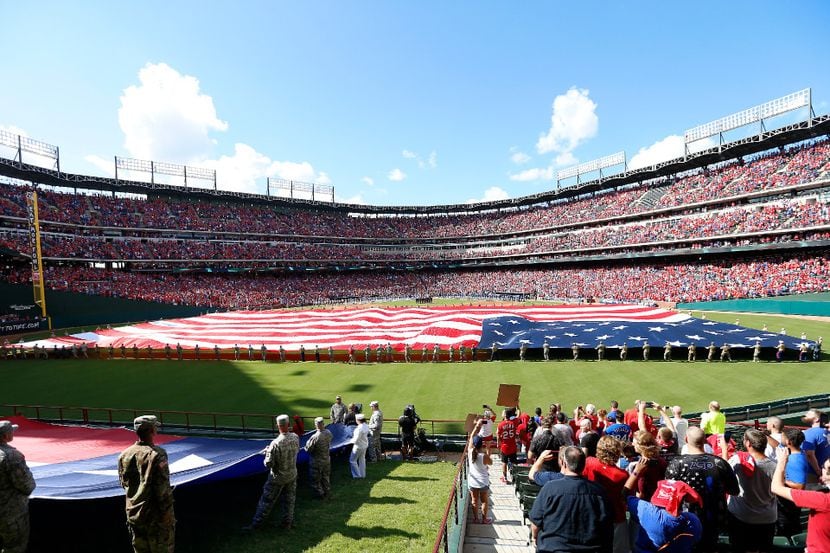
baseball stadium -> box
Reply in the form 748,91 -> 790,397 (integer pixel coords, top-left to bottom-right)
2,5 -> 830,553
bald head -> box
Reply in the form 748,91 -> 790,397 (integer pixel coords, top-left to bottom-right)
672,405 -> 682,417
709,401 -> 720,412
685,426 -> 706,451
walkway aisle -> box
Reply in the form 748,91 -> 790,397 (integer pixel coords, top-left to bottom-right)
463,457 -> 535,553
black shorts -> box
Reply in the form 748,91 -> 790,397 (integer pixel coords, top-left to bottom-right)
500,451 -> 518,465
401,432 -> 415,447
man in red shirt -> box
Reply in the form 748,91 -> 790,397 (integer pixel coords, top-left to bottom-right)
772,449 -> 830,553
497,408 -> 519,484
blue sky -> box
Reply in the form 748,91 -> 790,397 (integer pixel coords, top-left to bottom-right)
1,1 -> 828,206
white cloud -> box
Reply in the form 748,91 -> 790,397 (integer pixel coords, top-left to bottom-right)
467,186 -> 510,203
339,193 -> 365,205
388,168 -> 406,182
401,148 -> 437,169
119,62 -> 228,162
509,166 -> 555,182
361,176 -> 375,186
85,62 -> 330,195
84,154 -> 115,176
536,87 -> 598,156
627,134 -> 717,170
511,151 -> 531,165
554,152 -> 577,167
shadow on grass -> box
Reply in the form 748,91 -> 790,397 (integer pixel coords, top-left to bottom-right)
345,383 -> 372,393
383,474 -> 440,482
27,456 -> 417,553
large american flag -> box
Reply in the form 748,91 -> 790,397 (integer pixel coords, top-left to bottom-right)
20,304 -> 737,351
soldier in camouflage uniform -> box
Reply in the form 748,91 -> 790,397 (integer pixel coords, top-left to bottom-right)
0,420 -> 36,553
303,417 -> 332,499
117,415 -> 175,553
367,401 -> 384,462
245,414 -> 299,530
330,396 -> 347,424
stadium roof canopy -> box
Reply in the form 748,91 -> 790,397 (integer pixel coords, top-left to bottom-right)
1,115 -> 828,216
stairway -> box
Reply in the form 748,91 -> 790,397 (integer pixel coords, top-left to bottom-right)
463,457 -> 535,553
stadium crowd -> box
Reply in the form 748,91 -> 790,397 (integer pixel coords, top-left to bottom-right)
1,254 -> 825,309
474,400 -> 830,552
0,197 -> 826,265
0,140 -> 827,243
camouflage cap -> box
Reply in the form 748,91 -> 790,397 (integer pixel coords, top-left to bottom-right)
314,417 -> 325,425
133,415 -> 161,432
0,420 -> 19,436
276,414 -> 290,426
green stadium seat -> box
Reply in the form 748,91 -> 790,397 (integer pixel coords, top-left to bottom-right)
791,533 -> 808,548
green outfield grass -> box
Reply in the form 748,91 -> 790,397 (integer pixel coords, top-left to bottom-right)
5,305 -> 828,553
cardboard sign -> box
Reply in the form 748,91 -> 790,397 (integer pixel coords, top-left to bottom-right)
464,413 -> 478,434
497,384 -> 521,407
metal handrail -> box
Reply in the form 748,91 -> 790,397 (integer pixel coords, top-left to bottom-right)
431,444 -> 469,553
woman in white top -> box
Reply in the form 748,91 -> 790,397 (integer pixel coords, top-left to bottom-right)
468,419 -> 493,524
350,413 -> 370,478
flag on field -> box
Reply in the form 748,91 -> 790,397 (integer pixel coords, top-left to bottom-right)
11,416 -> 355,500
22,304 -> 815,351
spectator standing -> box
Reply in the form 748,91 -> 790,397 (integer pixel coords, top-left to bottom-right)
771,450 -> 830,553
467,423 -> 493,524
699,401 -> 726,436
583,436 -> 630,553
670,406 -> 688,447
802,409 -> 829,480
497,408 -> 519,483
776,428 -> 809,537
529,446 -> 612,553
724,429 -> 777,553
665,427 -> 738,553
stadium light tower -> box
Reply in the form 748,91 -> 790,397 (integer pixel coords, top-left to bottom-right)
683,88 -> 812,157
557,151 -> 626,188
114,156 -> 217,190
0,129 -> 60,173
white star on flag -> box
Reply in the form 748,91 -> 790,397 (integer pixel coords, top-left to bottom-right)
649,326 -> 666,332
613,325 -> 628,330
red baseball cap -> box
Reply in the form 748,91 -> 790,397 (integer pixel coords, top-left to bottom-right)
651,480 -> 702,516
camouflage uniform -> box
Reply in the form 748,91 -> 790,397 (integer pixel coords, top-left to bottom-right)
250,431 -> 299,528
117,441 -> 175,553
0,438 -> 36,553
303,427 -> 332,498
330,401 -> 347,424
367,407 -> 384,462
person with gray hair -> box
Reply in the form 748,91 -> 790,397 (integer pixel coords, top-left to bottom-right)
117,415 -> 175,553
304,417 -> 333,499
245,414 -> 300,531
0,420 -> 36,553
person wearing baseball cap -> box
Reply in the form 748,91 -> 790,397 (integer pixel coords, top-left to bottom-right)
303,417 -> 333,499
117,415 -> 175,553
330,395 -> 346,425
367,401 -> 384,463
245,414 -> 300,531
624,459 -> 703,553
1,420 -> 36,553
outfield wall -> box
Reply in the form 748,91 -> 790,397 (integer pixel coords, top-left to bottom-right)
678,295 -> 830,317
0,283 -> 205,329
